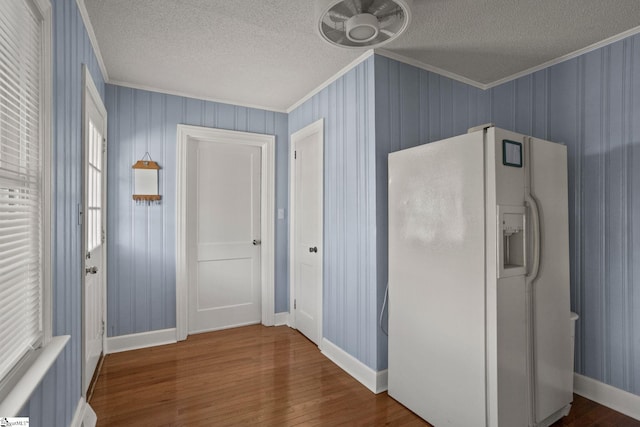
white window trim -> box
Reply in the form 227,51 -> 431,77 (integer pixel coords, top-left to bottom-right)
0,0 -> 69,416
36,0 -> 53,348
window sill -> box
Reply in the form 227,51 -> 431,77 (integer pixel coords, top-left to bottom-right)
0,335 -> 70,416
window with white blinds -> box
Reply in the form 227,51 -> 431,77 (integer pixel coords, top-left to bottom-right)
0,0 -> 47,385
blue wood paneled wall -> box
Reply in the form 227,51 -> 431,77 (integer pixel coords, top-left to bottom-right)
21,0 -> 106,425
374,33 -> 640,395
288,57 -> 379,369
104,85 -> 289,336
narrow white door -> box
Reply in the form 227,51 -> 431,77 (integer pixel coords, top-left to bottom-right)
187,140 -> 262,333
82,67 -> 106,395
290,120 -> 323,345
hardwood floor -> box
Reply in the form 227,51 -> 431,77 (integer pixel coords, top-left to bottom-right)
90,325 -> 639,426
554,394 -> 640,427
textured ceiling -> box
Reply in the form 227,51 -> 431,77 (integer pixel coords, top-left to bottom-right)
84,0 -> 640,112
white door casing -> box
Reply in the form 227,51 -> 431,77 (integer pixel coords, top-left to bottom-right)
81,65 -> 107,395
176,125 -> 275,340
289,119 -> 323,345
187,141 -> 261,333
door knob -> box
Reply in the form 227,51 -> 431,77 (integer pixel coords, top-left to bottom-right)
253,239 -> 261,246
85,266 -> 98,275
309,246 -> 318,253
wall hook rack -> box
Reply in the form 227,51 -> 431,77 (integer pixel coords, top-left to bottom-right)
132,152 -> 161,205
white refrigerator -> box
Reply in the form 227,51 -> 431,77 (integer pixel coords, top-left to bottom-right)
387,125 -> 574,427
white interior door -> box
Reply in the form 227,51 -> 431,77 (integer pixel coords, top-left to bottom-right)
187,140 -> 262,333
82,66 -> 106,395
290,119 -> 323,345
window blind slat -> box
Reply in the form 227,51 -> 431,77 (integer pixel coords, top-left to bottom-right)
0,334 -> 35,375
0,79 -> 41,118
0,236 -> 36,252
0,195 -> 40,203
0,171 -> 39,184
0,272 -> 37,301
0,227 -> 29,239
0,220 -> 35,230
0,236 -> 32,253
0,262 -> 32,287
0,296 -> 28,328
0,62 -> 40,105
0,215 -> 40,224
0,254 -> 37,274
0,103 -> 41,134
0,23 -> 40,65
0,160 -> 41,174
0,341 -> 30,382
0,147 -> 41,165
0,27 -> 40,80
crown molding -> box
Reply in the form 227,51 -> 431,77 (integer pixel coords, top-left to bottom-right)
484,24 -> 640,89
108,80 -> 288,114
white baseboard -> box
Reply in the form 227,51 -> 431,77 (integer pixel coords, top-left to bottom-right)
106,328 -> 177,354
274,312 -> 290,326
69,398 -> 84,427
83,403 -> 97,427
320,338 -> 387,394
574,373 -> 640,421
69,398 -> 96,427
376,369 -> 388,393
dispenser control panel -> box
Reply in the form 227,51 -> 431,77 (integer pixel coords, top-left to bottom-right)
503,139 -> 523,167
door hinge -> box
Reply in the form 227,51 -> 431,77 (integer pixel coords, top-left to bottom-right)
101,229 -> 105,244
294,299 -> 296,310
101,320 -> 105,336
103,138 -> 106,153
77,204 -> 83,226
294,150 -> 297,159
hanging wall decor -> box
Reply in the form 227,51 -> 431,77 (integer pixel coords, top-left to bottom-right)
132,152 -> 161,205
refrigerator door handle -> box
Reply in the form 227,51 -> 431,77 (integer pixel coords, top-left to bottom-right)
525,136 -> 541,282
525,195 -> 541,280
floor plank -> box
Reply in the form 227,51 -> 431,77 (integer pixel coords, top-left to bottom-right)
90,325 -> 639,426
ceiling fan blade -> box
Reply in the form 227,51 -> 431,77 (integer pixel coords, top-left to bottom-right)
377,12 -> 400,28
376,8 -> 403,21
329,2 -> 357,19
322,24 -> 344,38
360,0 -> 375,13
334,35 -> 349,45
369,1 -> 397,17
342,0 -> 359,15
379,28 -> 395,37
327,10 -> 350,22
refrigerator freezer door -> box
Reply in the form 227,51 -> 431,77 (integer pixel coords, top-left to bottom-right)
388,131 -> 487,427
529,137 -> 573,423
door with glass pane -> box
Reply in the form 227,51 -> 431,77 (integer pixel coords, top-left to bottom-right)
82,66 -> 107,395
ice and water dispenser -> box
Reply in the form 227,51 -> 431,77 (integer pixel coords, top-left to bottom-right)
498,205 -> 526,278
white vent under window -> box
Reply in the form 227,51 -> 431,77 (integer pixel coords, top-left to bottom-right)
0,0 -> 44,383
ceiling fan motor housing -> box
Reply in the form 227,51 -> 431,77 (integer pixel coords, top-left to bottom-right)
317,0 -> 412,48
346,13 -> 379,42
